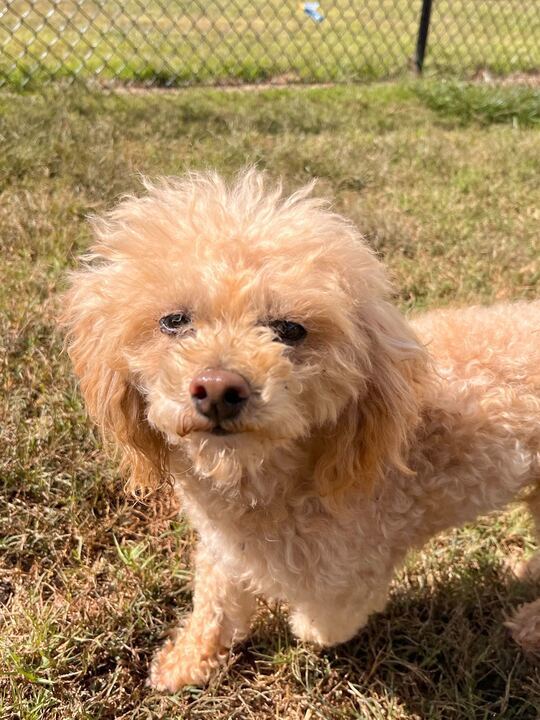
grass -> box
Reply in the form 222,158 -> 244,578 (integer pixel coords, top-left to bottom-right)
1,80 -> 540,718
1,0 -> 540,89
416,82 -> 540,126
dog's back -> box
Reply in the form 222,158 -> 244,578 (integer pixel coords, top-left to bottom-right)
413,300 -> 540,455
405,300 -> 540,534
412,299 -> 540,390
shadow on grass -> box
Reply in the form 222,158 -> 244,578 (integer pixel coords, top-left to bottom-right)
238,561 -> 539,719
5,530 -> 538,718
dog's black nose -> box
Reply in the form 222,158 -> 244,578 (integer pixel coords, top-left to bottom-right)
189,369 -> 250,422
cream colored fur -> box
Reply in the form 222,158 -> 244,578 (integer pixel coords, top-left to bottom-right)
61,170 -> 540,691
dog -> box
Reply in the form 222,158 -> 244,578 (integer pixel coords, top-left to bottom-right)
61,169 -> 540,692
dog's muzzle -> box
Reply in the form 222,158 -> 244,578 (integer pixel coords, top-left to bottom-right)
189,368 -> 250,427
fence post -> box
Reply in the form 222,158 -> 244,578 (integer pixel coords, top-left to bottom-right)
415,0 -> 433,74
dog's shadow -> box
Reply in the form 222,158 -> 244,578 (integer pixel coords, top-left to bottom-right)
238,561 -> 539,718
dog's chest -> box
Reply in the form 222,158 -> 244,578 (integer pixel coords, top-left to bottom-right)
181,484 -> 384,601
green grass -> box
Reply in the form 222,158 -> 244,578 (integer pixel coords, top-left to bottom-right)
1,0 -> 540,89
1,81 -> 540,719
416,82 -> 540,126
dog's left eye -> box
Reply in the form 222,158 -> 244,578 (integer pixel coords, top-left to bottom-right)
159,312 -> 192,335
268,320 -> 307,345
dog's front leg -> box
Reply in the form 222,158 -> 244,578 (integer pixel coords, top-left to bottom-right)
149,544 -> 256,692
289,587 -> 390,647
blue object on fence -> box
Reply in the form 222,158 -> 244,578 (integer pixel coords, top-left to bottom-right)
304,2 -> 324,23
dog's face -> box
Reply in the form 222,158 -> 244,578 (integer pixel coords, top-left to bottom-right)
128,220 -> 370,456
62,171 -> 425,496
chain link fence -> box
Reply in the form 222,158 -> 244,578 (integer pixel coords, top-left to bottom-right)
1,1 -> 539,90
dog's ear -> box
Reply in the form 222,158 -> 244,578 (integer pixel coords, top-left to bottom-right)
313,300 -> 427,501
60,269 -> 168,494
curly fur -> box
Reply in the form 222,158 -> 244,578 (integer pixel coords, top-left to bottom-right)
61,169 -> 540,691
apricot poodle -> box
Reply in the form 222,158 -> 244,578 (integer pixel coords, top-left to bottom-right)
61,169 -> 540,691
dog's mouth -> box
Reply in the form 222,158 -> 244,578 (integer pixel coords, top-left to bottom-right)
210,425 -> 234,436
175,415 -> 245,439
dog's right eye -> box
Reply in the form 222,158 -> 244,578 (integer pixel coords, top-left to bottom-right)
268,320 -> 307,345
159,312 -> 192,335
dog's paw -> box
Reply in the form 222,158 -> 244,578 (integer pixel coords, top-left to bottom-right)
289,610 -> 328,646
289,608 -> 357,647
514,553 -> 540,582
506,598 -> 540,654
148,636 -> 227,692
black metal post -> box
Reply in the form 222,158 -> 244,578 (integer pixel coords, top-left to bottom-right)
415,0 -> 433,74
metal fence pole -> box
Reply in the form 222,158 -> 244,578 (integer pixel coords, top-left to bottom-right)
415,0 -> 434,74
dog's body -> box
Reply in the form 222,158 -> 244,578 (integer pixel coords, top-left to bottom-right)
62,171 -> 540,691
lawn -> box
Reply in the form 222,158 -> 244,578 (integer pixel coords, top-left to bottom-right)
1,0 -> 540,89
1,81 -> 540,719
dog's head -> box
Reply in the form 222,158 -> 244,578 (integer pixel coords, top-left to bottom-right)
61,170 -> 427,498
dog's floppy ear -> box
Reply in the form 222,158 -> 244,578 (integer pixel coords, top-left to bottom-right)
314,300 -> 427,501
60,268 -> 168,494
